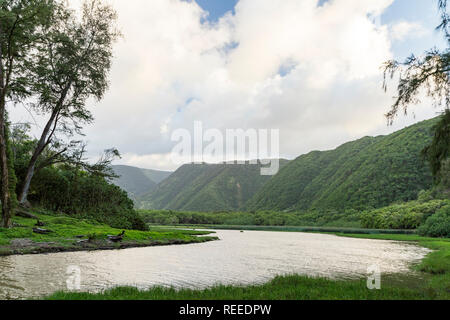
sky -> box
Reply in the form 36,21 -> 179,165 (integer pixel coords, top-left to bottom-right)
10,0 -> 448,171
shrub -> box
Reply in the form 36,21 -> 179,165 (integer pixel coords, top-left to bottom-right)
360,200 -> 449,229
418,205 -> 450,238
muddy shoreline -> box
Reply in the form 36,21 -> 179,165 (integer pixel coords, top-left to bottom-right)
0,236 -> 219,257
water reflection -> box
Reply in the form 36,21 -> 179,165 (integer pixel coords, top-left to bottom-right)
0,230 -> 430,299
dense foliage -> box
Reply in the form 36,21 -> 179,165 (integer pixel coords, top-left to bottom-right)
360,199 -> 449,230
247,118 -> 438,212
139,209 -> 362,228
27,166 -> 146,230
141,197 -> 450,237
11,128 -> 146,230
418,204 -> 450,237
422,110 -> 450,183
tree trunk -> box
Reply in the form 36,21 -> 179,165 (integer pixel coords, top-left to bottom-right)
0,100 -> 11,228
18,108 -> 60,204
18,161 -> 35,205
0,24 -> 12,228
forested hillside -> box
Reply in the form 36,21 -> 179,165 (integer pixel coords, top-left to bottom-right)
141,168 -> 173,184
111,165 -> 156,201
111,165 -> 172,201
247,118 -> 438,212
138,160 -> 289,211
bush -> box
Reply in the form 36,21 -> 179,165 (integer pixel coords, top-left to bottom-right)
18,165 -> 147,231
360,200 -> 449,229
418,205 -> 450,238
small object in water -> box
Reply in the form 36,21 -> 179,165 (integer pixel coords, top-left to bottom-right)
35,220 -> 45,227
107,230 -> 125,243
32,227 -> 53,234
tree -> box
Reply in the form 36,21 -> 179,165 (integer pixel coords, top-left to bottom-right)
422,109 -> 450,184
383,0 -> 450,182
17,0 -> 120,204
11,125 -> 120,184
0,0 -> 54,227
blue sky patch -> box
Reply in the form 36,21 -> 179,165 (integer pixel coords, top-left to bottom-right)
195,0 -> 238,22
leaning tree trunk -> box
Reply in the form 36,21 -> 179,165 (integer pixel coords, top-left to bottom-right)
18,153 -> 38,205
18,109 -> 60,205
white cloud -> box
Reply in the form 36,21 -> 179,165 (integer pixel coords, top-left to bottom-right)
390,21 -> 428,41
11,0 -> 439,171
120,153 -> 178,171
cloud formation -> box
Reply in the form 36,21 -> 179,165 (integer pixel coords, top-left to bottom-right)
13,0 -> 439,171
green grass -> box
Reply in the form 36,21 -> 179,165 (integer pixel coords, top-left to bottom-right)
45,231 -> 450,300
46,274 -> 433,300
0,211 -> 217,255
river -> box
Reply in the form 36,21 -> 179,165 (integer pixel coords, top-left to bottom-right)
0,230 -> 430,299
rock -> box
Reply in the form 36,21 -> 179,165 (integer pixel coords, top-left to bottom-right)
107,231 -> 125,243
32,227 -> 53,234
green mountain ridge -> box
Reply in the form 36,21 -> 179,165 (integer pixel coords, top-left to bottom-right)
138,160 -> 290,211
111,165 -> 172,201
246,117 -> 438,212
136,117 -> 440,213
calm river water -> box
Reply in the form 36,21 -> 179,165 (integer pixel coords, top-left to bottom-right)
0,230 -> 430,299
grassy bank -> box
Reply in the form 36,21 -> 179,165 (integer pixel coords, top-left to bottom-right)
47,274 -> 433,300
0,211 -> 217,256
45,231 -> 449,300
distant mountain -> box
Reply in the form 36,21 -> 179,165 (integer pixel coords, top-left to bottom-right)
246,117 -> 438,212
140,168 -> 173,184
138,160 -> 289,211
111,165 -> 172,202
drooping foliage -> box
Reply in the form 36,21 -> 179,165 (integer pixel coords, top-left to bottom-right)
383,0 -> 450,184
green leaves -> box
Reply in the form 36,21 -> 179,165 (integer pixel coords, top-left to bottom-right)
382,1 -> 449,183
422,110 -> 450,184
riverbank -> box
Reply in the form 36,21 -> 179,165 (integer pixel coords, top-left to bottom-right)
46,274 -> 432,300
0,212 -> 218,256
155,224 -> 417,235
45,231 -> 450,300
